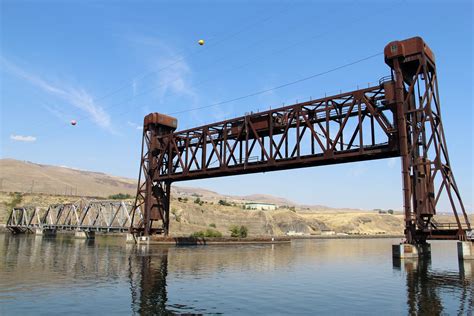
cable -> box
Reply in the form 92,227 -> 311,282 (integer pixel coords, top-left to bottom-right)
73,3 -> 296,107
27,1 -> 385,134
167,52 -> 383,116
28,1 -> 367,131
23,2 -> 299,131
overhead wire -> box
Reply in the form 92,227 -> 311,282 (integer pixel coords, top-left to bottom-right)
88,4 -> 382,128
29,1 -> 386,135
167,52 -> 383,116
28,1 -> 368,132
66,3 -> 297,111
24,2 -> 299,131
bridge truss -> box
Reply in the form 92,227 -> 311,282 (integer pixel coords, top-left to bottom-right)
131,37 -> 470,244
7,200 -> 141,234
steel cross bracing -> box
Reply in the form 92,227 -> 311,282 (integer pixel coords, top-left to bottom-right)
154,85 -> 397,181
131,37 -> 471,244
6,200 -> 142,234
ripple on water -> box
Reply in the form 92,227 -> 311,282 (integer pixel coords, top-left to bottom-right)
0,236 -> 471,315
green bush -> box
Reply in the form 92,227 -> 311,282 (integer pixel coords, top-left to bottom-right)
209,223 -> 216,228
229,225 -> 248,238
190,229 -> 222,238
108,193 -> 133,200
6,192 -> 23,209
218,199 -> 232,206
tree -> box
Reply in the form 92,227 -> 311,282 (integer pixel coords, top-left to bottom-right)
230,225 -> 248,238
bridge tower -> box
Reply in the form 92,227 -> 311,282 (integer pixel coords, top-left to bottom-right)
385,37 -> 470,243
131,113 -> 177,236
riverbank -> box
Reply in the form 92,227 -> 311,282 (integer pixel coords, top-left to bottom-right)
139,236 -> 291,245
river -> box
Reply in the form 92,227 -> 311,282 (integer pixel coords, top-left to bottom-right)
0,234 -> 472,315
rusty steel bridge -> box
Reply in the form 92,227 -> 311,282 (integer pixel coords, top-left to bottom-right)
5,37 -> 471,245
130,37 -> 471,244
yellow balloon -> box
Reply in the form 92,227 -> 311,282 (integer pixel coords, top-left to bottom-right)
198,39 -> 204,46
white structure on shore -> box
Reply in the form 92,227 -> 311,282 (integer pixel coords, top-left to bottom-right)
244,202 -> 277,211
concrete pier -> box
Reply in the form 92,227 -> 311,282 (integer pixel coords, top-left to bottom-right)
126,233 -> 136,244
35,228 -> 57,237
392,243 -> 431,259
457,241 -> 473,260
136,236 -> 150,245
74,231 -> 95,239
459,258 -> 473,279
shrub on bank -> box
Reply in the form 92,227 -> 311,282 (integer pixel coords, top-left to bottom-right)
6,192 -> 23,209
230,225 -> 248,238
108,193 -> 132,200
190,229 -> 223,238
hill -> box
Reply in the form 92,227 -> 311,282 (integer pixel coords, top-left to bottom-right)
0,159 -> 136,197
0,158 -> 412,236
0,158 -> 342,210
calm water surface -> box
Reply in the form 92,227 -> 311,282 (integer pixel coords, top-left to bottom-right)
0,234 -> 472,315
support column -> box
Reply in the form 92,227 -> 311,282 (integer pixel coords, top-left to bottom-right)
392,243 -> 431,259
126,233 -> 136,244
35,228 -> 56,237
74,230 -> 95,239
457,241 -> 473,260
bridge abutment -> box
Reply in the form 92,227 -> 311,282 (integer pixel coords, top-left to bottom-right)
457,241 -> 473,260
392,243 -> 431,259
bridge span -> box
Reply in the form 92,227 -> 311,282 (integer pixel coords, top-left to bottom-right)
6,200 -> 141,236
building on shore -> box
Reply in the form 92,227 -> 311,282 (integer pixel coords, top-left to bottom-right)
244,202 -> 277,211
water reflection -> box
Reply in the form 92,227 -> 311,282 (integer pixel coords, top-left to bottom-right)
393,258 -> 473,315
129,247 -> 169,315
1,234 -> 472,315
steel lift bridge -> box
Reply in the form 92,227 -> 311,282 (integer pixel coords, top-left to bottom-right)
130,37 -> 471,245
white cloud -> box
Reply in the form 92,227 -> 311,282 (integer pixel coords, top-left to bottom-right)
127,121 -> 143,130
1,57 -> 112,132
156,57 -> 197,102
128,35 -> 198,104
10,134 -> 37,142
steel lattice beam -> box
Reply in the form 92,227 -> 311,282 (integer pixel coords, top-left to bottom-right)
7,200 -> 142,233
131,37 -> 471,243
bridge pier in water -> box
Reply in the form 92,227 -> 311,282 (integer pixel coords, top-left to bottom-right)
35,228 -> 57,237
74,231 -> 95,239
458,242 -> 474,260
392,243 -> 431,259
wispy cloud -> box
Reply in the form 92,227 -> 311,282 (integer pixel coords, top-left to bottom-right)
155,56 -> 197,103
1,57 -> 112,131
127,35 -> 198,105
127,121 -> 143,130
10,134 -> 37,142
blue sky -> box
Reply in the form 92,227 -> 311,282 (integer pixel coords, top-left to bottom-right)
0,0 -> 472,211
